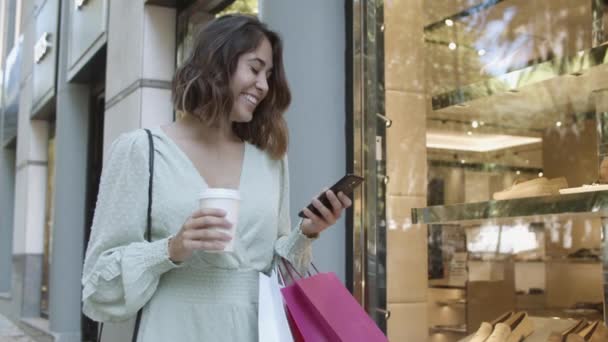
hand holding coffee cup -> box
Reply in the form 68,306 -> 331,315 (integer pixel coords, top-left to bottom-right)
168,207 -> 233,263
168,189 -> 240,262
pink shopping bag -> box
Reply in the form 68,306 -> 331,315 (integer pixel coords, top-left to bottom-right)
281,270 -> 388,342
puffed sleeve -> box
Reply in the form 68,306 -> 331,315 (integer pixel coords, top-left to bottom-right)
81,130 -> 179,322
274,156 -> 314,274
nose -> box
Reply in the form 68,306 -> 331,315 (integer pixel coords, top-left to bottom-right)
256,74 -> 268,95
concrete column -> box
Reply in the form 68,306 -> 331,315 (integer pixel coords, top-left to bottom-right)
0,145 -> 16,294
384,0 -> 429,340
260,0 -> 347,281
12,75 -> 50,319
104,2 -> 176,152
45,0 -> 90,340
11,0 -> 51,318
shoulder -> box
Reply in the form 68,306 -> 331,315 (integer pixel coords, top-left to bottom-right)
106,129 -> 151,165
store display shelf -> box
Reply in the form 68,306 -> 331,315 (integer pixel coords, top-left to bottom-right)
430,43 -> 608,110
411,190 -> 608,225
429,324 -> 468,334
511,257 -> 602,263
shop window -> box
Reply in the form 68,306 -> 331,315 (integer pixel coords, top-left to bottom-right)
352,0 -> 608,340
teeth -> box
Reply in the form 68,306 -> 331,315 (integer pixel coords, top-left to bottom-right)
244,94 -> 258,105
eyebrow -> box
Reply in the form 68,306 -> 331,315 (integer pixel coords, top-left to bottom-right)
249,57 -> 273,70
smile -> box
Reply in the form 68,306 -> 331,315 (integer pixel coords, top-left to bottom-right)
243,93 -> 259,106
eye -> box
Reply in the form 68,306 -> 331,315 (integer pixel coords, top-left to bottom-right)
250,66 -> 260,74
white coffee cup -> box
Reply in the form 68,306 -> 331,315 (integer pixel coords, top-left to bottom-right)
198,188 -> 240,252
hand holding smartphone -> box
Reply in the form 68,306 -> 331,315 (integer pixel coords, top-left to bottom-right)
298,174 -> 364,218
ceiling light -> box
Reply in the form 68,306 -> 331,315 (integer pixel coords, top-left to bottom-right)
556,121 -> 562,127
460,159 -> 465,164
538,172 -> 544,177
480,121 -> 485,126
478,49 -> 486,56
426,130 -> 542,152
445,19 -> 454,27
516,170 -> 521,175
467,131 -> 473,136
471,121 -> 479,128
448,42 -> 457,50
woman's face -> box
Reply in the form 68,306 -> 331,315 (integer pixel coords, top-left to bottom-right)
229,37 -> 273,122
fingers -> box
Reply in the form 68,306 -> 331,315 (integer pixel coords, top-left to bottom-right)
311,197 -> 335,224
185,215 -> 232,231
182,228 -> 232,242
302,207 -> 324,225
191,207 -> 227,219
183,239 -> 227,251
337,191 -> 353,208
325,190 -> 343,218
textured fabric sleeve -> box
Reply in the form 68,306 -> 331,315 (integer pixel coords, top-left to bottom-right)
81,131 -> 179,323
274,156 -> 314,274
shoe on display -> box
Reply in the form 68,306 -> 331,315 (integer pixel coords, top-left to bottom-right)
493,177 -> 567,200
470,322 -> 494,342
484,312 -> 534,342
566,321 -> 599,342
588,321 -> 608,342
505,312 -> 534,342
559,183 -> 608,195
485,323 -> 511,342
547,319 -> 588,342
470,311 -> 514,342
567,249 -> 600,260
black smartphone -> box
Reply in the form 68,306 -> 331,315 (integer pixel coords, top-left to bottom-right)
298,174 -> 365,218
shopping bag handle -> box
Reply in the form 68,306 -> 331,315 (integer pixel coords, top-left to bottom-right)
279,258 -> 320,282
275,261 -> 286,287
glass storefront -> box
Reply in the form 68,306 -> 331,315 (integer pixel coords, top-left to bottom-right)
352,0 -> 608,340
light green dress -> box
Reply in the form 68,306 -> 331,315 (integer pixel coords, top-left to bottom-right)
81,127 -> 314,341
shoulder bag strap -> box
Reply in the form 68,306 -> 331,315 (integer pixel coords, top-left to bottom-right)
131,129 -> 155,342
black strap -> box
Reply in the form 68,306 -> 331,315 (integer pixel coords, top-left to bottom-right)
97,129 -> 154,342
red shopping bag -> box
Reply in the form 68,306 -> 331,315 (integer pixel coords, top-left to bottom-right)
280,263 -> 388,342
282,280 -> 339,341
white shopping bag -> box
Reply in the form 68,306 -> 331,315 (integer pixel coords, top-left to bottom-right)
258,270 -> 293,342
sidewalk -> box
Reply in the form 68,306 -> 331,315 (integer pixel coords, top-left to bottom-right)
0,314 -> 34,342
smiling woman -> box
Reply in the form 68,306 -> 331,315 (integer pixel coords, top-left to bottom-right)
81,13 -> 352,342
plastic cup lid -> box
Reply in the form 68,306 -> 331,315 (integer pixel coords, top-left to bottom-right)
199,188 -> 241,200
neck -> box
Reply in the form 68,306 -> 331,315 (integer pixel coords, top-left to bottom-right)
178,112 -> 239,143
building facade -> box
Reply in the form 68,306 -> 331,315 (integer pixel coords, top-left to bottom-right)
0,0 -> 348,341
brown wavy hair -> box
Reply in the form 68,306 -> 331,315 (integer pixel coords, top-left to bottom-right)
172,14 -> 291,159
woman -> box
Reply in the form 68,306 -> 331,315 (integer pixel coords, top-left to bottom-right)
81,14 -> 351,341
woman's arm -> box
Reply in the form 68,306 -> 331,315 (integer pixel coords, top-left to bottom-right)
81,130 -> 179,322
